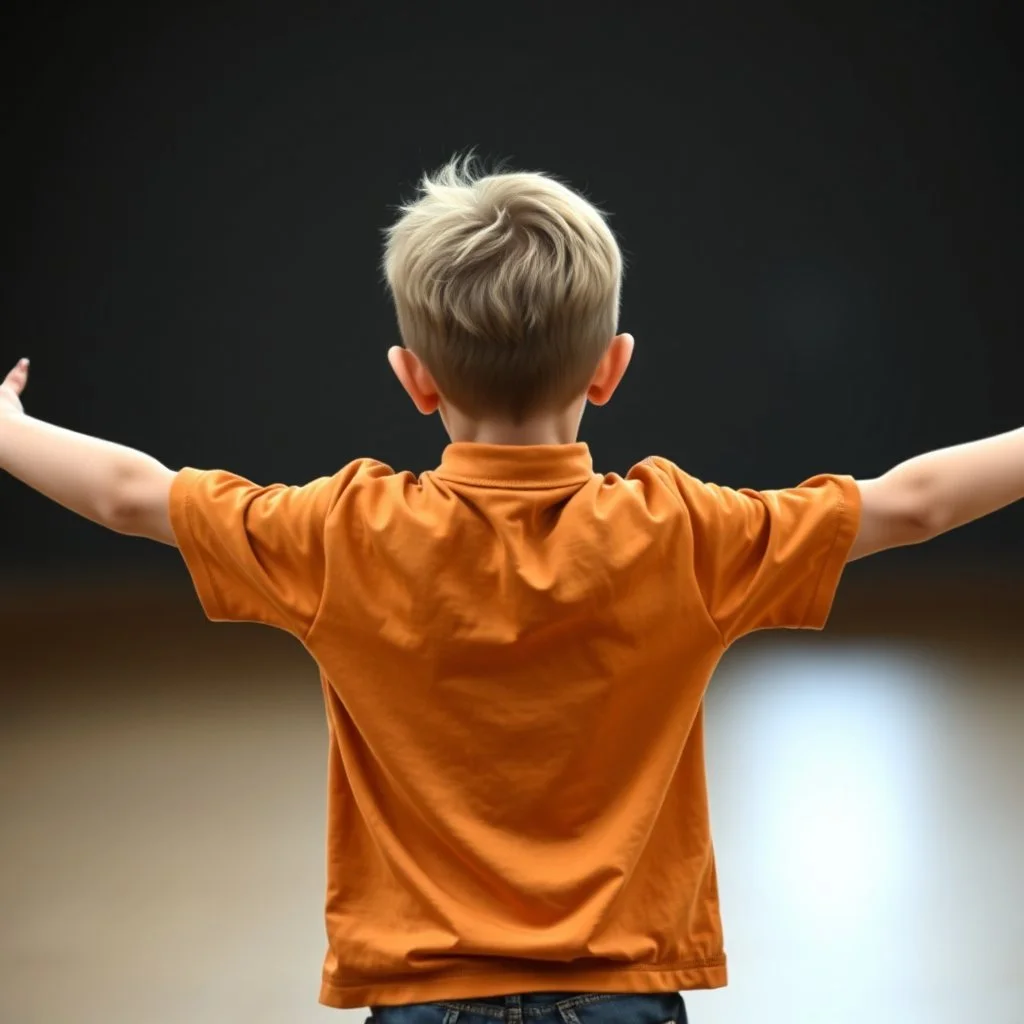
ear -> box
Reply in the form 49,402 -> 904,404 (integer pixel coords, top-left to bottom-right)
388,346 -> 441,415
587,333 -> 634,406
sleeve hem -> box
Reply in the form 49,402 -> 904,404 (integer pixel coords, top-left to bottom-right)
169,468 -> 227,622
801,475 -> 862,630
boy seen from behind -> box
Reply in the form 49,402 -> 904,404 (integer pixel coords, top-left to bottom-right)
1,154 -> 1022,1024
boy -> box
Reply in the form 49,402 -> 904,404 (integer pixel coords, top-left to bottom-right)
0,154 -> 1020,1024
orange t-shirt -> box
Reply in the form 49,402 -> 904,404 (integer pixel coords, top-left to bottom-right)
169,442 -> 861,1010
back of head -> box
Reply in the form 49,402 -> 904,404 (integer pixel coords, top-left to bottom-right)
382,153 -> 624,423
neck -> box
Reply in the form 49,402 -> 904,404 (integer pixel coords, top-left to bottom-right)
450,422 -> 579,445
442,400 -> 585,445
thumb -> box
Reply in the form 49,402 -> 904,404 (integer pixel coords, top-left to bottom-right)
3,358 -> 30,395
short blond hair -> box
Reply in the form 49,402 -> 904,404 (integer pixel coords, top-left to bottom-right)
382,153 -> 623,422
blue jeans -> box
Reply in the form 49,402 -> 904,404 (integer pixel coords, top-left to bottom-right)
367,991 -> 687,1024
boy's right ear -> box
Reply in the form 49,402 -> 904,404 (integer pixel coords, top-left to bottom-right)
387,346 -> 440,415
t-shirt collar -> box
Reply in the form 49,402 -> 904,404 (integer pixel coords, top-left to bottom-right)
435,442 -> 594,488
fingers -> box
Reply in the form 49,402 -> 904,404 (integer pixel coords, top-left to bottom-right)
3,358 -> 29,395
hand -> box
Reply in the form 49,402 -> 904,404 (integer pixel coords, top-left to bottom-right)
0,359 -> 29,418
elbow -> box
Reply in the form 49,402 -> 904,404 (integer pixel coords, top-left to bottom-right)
900,479 -> 947,544
906,506 -> 943,545
876,471 -> 944,547
106,468 -> 145,534
108,462 -> 177,544
919,507 -> 951,542
853,473 -> 946,559
107,504 -> 144,537
105,491 -> 144,536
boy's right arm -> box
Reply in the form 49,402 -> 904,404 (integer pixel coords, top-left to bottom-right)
849,427 -> 1024,561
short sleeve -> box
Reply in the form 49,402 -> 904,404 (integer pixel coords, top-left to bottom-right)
169,463 -> 363,638
647,458 -> 862,645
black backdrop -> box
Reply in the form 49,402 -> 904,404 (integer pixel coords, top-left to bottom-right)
2,2 -> 1021,574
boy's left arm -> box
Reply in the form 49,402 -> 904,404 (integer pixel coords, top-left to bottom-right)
0,359 -> 177,546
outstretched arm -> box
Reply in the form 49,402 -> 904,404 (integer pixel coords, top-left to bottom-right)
850,427 -> 1024,561
0,359 -> 177,546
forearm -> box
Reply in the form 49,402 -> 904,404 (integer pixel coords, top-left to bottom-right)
0,412 -> 166,529
886,426 -> 1024,536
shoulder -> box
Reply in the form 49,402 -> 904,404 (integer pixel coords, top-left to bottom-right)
624,455 -> 701,500
574,456 -> 703,524
318,457 -> 425,497
320,458 -> 426,523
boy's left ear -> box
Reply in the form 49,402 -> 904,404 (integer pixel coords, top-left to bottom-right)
388,346 -> 440,415
587,333 -> 634,406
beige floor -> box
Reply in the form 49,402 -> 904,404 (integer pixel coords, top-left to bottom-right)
1,577 -> 1022,1024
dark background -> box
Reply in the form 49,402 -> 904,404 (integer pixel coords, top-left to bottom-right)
1,1 -> 1021,578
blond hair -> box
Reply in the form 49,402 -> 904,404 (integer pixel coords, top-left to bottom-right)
382,153 -> 623,422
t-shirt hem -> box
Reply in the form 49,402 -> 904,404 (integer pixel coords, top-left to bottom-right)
318,959 -> 728,1010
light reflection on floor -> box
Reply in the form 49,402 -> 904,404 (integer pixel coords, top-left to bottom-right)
1,634 -> 1021,1024
689,640 -> 1023,1024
